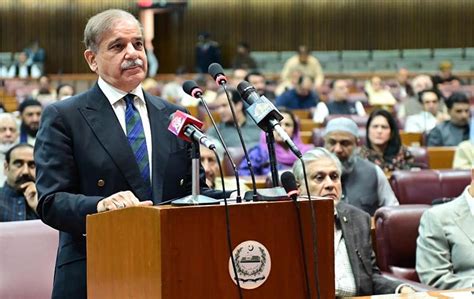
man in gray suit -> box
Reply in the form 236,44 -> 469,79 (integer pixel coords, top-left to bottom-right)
323,117 -> 399,215
293,148 -> 415,296
416,168 -> 474,289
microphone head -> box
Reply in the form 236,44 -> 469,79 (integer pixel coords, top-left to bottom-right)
237,81 -> 257,105
281,171 -> 299,199
208,63 -> 227,85
168,110 -> 204,143
182,80 -> 203,98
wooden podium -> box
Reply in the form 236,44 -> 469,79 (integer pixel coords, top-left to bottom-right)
86,199 -> 335,298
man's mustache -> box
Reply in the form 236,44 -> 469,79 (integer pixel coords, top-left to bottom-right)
121,59 -> 143,70
15,175 -> 35,186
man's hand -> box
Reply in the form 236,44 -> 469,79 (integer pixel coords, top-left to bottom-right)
97,191 -> 153,213
21,182 -> 38,213
399,286 -> 416,294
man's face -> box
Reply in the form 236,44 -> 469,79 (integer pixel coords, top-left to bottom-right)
300,157 -> 342,204
332,80 -> 349,101
84,18 -> 147,92
5,146 -> 35,191
21,106 -> 42,132
0,118 -> 18,144
214,93 -> 241,123
421,92 -> 439,115
200,146 -> 219,188
324,131 -> 357,162
397,68 -> 409,84
449,103 -> 470,126
247,74 -> 266,96
296,77 -> 313,97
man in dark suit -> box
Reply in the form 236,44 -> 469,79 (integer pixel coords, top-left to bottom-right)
292,148 -> 415,296
35,9 -> 222,299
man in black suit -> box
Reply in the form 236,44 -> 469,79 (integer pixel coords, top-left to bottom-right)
35,9 -> 222,298
292,148 -> 415,296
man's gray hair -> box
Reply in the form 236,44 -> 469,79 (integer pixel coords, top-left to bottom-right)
84,9 -> 143,53
292,147 -> 342,184
0,112 -> 17,124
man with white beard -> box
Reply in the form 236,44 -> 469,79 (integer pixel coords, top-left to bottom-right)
0,113 -> 19,186
323,117 -> 399,215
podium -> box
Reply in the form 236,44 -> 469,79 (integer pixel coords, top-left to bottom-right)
86,199 -> 335,298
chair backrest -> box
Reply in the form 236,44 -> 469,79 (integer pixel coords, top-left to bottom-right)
407,146 -> 429,169
374,205 -> 430,282
222,146 -> 246,176
0,220 -> 59,299
390,169 -> 470,205
427,146 -> 456,170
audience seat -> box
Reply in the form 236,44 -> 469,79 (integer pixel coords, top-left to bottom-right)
222,146 -> 246,176
374,205 -> 430,283
407,146 -> 429,169
0,220 -> 59,299
390,169 -> 470,205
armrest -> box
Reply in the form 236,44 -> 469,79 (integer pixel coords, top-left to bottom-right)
382,272 -> 438,292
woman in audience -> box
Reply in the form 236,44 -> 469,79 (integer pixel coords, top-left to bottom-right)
238,108 -> 313,175
360,109 -> 414,173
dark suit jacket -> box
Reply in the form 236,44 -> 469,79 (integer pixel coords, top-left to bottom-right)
35,83 -> 224,298
336,201 -> 401,295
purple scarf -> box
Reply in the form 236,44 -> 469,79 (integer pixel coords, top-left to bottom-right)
258,129 -> 313,167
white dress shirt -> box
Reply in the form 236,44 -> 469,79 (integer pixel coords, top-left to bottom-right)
98,77 -> 153,180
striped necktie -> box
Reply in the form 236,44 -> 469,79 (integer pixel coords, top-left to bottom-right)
124,94 -> 151,195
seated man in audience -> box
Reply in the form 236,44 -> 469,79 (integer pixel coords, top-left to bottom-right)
280,45 -> 324,90
206,87 -> 261,148
323,117 -> 399,215
19,99 -> 42,146
200,141 -> 248,193
365,76 -> 397,107
427,92 -> 470,146
293,147 -> 415,296
0,143 -> 38,222
275,75 -> 319,110
0,113 -> 19,186
453,140 -> 474,169
313,79 -> 366,123
397,74 -> 433,119
416,168 -> 474,289
404,89 -> 447,133
431,60 -> 462,91
245,71 -> 276,102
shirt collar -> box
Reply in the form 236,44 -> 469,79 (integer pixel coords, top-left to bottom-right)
464,186 -> 474,216
98,77 -> 145,106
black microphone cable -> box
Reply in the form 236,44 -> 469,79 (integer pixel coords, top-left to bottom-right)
213,148 -> 243,299
208,63 -> 258,201
182,80 -> 243,202
281,172 -> 312,299
300,159 -> 322,299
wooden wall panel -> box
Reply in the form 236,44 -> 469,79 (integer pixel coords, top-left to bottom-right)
1,0 -> 473,74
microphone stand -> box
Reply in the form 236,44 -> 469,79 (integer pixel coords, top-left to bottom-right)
172,141 -> 219,206
265,131 -> 279,187
198,92 -> 242,203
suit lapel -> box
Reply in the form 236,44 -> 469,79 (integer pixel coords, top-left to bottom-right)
453,195 -> 474,243
79,83 -> 149,199
145,93 -> 173,204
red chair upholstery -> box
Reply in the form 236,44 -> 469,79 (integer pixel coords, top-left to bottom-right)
390,169 -> 470,205
0,220 -> 59,299
374,205 -> 430,282
407,146 -> 428,169
222,146 -> 245,176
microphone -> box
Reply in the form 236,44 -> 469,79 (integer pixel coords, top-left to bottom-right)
237,81 -> 302,158
281,171 -> 300,201
168,110 -> 216,150
182,80 -> 243,202
208,63 -> 228,85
